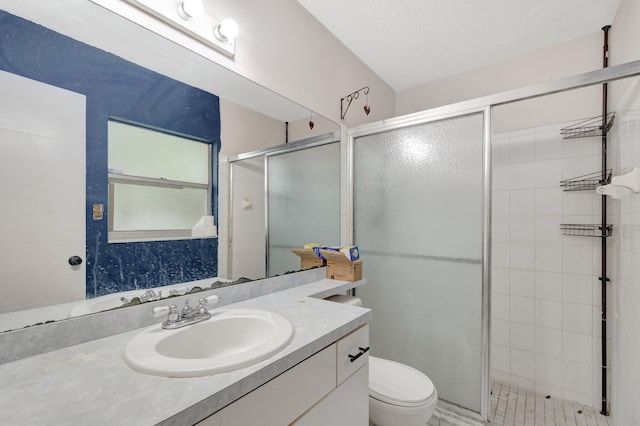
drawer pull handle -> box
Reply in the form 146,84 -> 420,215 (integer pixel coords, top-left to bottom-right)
348,346 -> 370,363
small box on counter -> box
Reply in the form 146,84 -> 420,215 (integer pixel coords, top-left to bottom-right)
291,248 -> 325,269
313,245 -> 360,261
319,249 -> 363,282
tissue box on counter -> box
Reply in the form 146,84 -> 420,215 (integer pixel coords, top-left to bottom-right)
319,249 -> 363,282
313,245 -> 360,261
291,248 -> 326,269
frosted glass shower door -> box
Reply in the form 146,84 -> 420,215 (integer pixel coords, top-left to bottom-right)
267,142 -> 341,276
353,112 -> 486,414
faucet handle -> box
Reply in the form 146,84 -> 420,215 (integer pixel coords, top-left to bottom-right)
151,304 -> 178,318
199,295 -> 219,307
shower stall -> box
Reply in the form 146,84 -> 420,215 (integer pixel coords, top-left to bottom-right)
226,134 -> 341,280
346,59 -> 640,422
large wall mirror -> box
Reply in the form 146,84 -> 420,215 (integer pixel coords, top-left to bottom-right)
0,0 -> 341,332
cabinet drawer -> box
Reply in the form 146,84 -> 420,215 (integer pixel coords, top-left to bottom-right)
336,324 -> 369,385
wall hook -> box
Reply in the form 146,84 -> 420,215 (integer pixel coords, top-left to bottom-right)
340,86 -> 370,120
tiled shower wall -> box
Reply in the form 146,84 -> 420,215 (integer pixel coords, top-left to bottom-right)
491,120 -> 616,408
218,156 -> 266,281
613,110 -> 640,424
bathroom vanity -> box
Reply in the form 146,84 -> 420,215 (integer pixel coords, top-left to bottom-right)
0,269 -> 370,425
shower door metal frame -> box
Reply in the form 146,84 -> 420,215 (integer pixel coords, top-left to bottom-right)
345,58 -> 640,421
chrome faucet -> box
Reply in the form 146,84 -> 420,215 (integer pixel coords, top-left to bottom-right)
151,295 -> 219,330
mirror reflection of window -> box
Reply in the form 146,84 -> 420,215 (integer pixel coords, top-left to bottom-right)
107,119 -> 212,242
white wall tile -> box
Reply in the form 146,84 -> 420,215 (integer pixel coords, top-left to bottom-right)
535,130 -> 563,161
491,343 -> 510,373
562,192 -> 594,216
536,188 -> 563,215
563,331 -> 593,364
562,359 -> 592,394
511,162 -> 537,189
510,269 -> 535,297
510,216 -> 535,243
492,293 -> 510,321
536,299 -> 563,329
535,215 -> 562,244
562,273 -> 593,305
493,164 -> 511,191
535,271 -> 563,301
493,190 -> 510,216
563,302 -> 593,335
562,245 -> 593,275
492,318 -> 510,346
492,242 -> 510,269
511,189 -> 535,216
511,322 -> 535,352
535,159 -> 563,188
535,326 -> 563,357
535,354 -> 563,386
491,369 -> 510,384
492,267 -> 510,294
511,348 -> 535,380
492,134 -> 510,165
510,133 -> 536,163
509,374 -> 535,390
511,296 -> 535,325
492,216 -> 510,242
535,244 -> 563,273
510,243 -> 535,270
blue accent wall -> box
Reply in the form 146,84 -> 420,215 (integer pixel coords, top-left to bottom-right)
0,11 -> 220,297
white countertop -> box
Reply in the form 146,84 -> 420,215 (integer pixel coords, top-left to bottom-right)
0,279 -> 370,425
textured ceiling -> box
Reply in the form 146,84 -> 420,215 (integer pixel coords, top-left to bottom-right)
297,0 -> 621,91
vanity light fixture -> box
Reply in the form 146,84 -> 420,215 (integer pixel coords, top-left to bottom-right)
214,19 -> 239,42
177,0 -> 204,20
93,0 -> 240,57
340,86 -> 371,120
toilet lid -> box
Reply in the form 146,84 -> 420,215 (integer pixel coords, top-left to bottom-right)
369,356 -> 436,407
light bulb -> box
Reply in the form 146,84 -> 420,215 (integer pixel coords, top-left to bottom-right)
215,19 -> 239,41
178,0 -> 204,20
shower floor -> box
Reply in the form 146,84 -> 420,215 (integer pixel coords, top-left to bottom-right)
490,381 -> 613,426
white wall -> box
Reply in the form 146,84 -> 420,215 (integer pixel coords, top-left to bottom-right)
220,98 -> 340,156
220,99 -> 286,156
609,0 -> 640,423
396,31 -> 604,123
209,0 -> 395,127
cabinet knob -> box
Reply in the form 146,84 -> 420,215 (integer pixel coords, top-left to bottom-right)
68,256 -> 83,266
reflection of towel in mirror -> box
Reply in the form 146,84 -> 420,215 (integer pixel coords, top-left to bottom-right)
192,216 -> 217,237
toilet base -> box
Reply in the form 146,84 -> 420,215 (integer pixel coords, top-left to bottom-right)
369,394 -> 436,426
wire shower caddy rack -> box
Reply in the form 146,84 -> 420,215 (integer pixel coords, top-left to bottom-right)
560,112 -> 616,139
560,224 -> 613,238
560,169 -> 612,191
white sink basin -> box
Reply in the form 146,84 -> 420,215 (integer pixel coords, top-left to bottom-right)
70,292 -> 138,316
124,309 -> 294,377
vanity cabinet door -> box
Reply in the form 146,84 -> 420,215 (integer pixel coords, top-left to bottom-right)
198,344 -> 337,426
291,363 -> 369,426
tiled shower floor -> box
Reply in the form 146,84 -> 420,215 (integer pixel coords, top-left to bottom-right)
490,381 -> 613,426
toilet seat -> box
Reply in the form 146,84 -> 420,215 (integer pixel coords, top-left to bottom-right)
369,356 -> 436,408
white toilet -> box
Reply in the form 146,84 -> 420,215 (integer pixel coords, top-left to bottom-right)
325,295 -> 438,426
